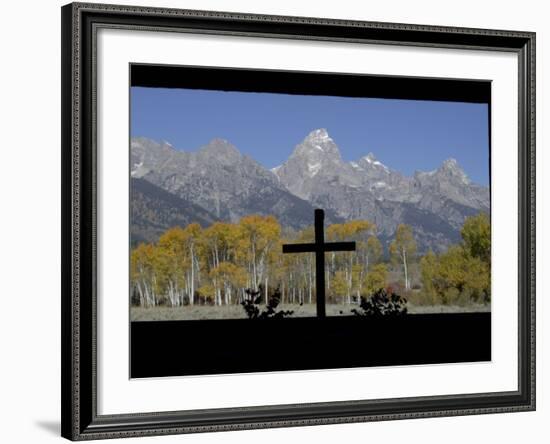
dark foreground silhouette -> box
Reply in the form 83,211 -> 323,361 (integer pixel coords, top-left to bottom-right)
131,311 -> 490,378
351,288 -> 408,317
240,288 -> 294,319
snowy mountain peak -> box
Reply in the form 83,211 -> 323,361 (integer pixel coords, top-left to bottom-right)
442,158 -> 459,168
305,128 -> 331,143
440,158 -> 466,176
291,128 -> 341,161
356,152 -> 389,172
433,158 -> 471,185
363,152 -> 377,162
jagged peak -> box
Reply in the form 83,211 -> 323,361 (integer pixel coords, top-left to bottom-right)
358,152 -> 378,165
356,152 -> 389,172
200,138 -> 241,156
434,158 -> 471,184
207,137 -> 234,146
442,158 -> 460,169
304,128 -> 331,142
439,158 -> 467,176
131,137 -> 177,153
291,128 -> 341,160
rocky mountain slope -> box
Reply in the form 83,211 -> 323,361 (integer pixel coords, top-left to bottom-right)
131,137 -> 342,238
130,177 -> 219,245
131,129 -> 489,252
272,128 -> 490,251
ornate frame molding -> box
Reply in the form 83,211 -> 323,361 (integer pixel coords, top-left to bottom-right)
61,2 -> 535,440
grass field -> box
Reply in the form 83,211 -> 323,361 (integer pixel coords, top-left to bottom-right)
130,303 -> 490,322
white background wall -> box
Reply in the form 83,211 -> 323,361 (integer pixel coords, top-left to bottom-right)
0,0 -> 546,443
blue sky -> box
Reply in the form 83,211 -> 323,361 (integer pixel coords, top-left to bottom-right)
131,87 -> 490,185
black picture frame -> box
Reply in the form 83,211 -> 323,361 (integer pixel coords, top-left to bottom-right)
61,2 -> 536,440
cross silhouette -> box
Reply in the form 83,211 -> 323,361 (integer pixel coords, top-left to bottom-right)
282,209 -> 356,318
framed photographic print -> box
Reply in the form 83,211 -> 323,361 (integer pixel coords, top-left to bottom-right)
61,2 -> 536,440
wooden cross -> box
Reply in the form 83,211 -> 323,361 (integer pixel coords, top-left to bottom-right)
282,209 -> 356,318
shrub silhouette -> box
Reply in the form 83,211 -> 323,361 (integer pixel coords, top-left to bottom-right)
241,288 -> 294,319
351,287 -> 408,317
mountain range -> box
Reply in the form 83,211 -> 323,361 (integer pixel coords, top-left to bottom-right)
130,128 -> 490,252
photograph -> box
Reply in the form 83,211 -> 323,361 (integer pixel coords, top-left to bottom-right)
57,2 -> 537,440
128,65 -> 492,377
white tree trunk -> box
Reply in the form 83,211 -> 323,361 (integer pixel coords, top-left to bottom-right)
136,282 -> 145,307
402,247 -> 409,290
189,244 -> 195,305
251,242 -> 257,290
